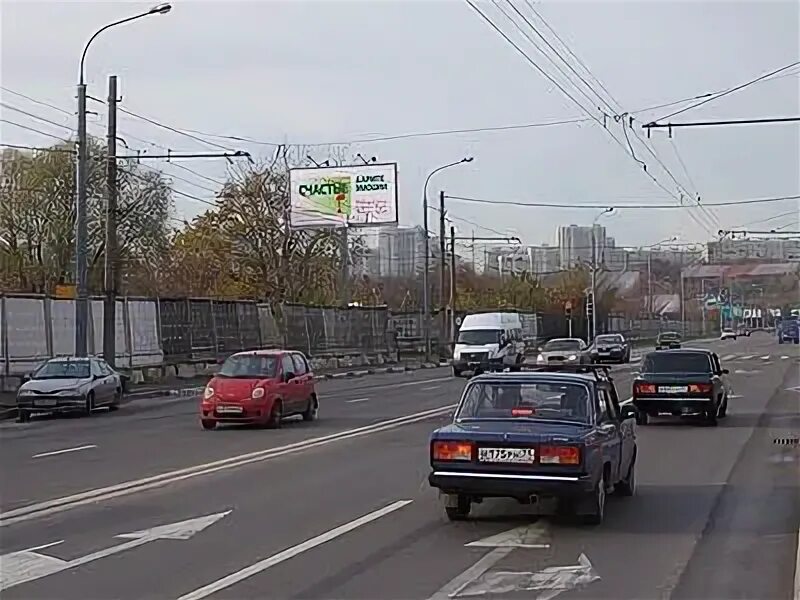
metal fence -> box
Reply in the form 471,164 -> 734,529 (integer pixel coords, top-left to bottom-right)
0,294 -> 392,376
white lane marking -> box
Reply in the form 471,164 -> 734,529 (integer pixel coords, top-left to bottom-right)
177,500 -> 413,600
794,525 -> 800,600
760,355 -> 771,360
781,355 -> 789,360
721,354 -> 737,361
323,376 -> 454,398
22,540 -> 64,553
345,398 -> 370,404
1,513 -> 230,591
422,385 -> 441,391
32,445 -> 97,459
0,406 -> 453,527
740,355 -> 754,360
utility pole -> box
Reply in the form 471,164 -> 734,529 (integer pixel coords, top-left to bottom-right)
75,81 -> 89,357
590,227 -> 597,342
103,75 -> 118,368
449,225 -> 456,348
439,191 -> 447,347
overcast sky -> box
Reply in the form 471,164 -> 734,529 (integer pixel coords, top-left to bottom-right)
2,0 -> 798,249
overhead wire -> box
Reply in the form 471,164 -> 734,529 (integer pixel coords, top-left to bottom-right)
444,192 -> 800,209
0,119 -> 72,142
516,3 -> 718,233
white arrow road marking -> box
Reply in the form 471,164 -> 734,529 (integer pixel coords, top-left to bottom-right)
781,355 -> 790,360
177,500 -> 412,600
0,512 -> 230,591
740,355 -> 754,360
427,523 -> 550,600
32,445 -> 96,459
735,369 -> 762,375
760,355 -> 771,360
457,553 -> 600,599
786,385 -> 800,393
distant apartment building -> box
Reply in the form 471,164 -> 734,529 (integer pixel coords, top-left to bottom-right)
557,224 -> 607,269
707,238 -> 800,263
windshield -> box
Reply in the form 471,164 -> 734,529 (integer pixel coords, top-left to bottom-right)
543,339 -> 581,351
658,332 -> 680,340
456,380 -> 591,423
596,335 -> 623,344
643,352 -> 712,374
33,360 -> 90,379
457,329 -> 501,346
218,355 -> 278,378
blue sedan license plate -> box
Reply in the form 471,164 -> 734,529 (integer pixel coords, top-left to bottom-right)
478,447 -> 536,464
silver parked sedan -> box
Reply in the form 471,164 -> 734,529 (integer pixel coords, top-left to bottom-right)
16,357 -> 123,422
534,338 -> 590,366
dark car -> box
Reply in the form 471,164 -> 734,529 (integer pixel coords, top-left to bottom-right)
655,331 -> 682,350
590,333 -> 630,364
428,366 -> 637,525
16,357 -> 123,422
632,349 -> 730,426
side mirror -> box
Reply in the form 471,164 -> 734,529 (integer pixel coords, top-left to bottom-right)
721,368 -> 729,374
21,372 -> 32,384
284,372 -> 295,382
620,404 -> 637,421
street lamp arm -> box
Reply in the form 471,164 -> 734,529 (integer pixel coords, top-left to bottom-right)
80,5 -> 170,84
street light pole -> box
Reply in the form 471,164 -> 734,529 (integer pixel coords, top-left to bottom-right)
421,157 -> 472,362
73,2 -> 171,357
590,208 -> 613,342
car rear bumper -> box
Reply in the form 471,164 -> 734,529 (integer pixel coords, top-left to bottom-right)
452,358 -> 504,372
593,351 -> 625,362
428,470 -> 594,499
633,396 -> 715,414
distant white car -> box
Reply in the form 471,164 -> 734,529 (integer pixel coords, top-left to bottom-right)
720,329 -> 737,340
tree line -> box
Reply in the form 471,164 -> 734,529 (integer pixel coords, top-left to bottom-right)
0,142 -> 604,313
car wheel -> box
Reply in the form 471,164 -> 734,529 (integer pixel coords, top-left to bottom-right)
718,395 -> 728,418
84,392 -> 95,417
109,389 -> 122,411
615,450 -> 636,497
582,472 -> 606,525
16,410 -> 30,423
705,408 -> 718,426
201,419 -> 216,430
444,495 -> 471,521
266,400 -> 283,429
452,367 -> 462,378
302,394 -> 319,422
635,408 -> 649,426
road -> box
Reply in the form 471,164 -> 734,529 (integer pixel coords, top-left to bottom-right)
1,334 -> 798,599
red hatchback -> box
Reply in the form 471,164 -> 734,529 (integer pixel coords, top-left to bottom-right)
200,350 -> 318,430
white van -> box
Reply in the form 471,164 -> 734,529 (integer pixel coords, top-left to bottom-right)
451,312 -> 526,377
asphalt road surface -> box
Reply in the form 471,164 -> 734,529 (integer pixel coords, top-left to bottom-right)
1,334 -> 798,599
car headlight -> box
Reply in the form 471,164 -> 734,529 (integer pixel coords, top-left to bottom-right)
536,354 -> 545,363
251,387 -> 265,400
568,355 -> 577,361
203,386 -> 214,399
17,389 -> 34,397
57,389 -> 77,396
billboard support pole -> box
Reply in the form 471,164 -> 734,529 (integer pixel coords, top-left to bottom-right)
338,227 -> 349,305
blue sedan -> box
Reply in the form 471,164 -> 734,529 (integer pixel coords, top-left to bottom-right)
428,366 -> 638,525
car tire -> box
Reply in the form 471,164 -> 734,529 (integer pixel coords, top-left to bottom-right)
582,472 -> 606,525
83,392 -> 95,417
201,419 -> 216,430
635,408 -> 649,426
705,408 -> 718,426
266,400 -> 283,429
615,450 -> 636,497
718,395 -> 728,418
302,394 -> 319,422
16,410 -> 30,423
444,495 -> 471,521
109,389 -> 122,411
452,367 -> 463,378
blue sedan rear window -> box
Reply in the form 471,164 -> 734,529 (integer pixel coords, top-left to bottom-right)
456,381 -> 591,423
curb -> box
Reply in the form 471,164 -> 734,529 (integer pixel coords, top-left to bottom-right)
0,361 -> 452,421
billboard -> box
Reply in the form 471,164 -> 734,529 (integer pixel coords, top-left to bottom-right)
289,163 -> 398,228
